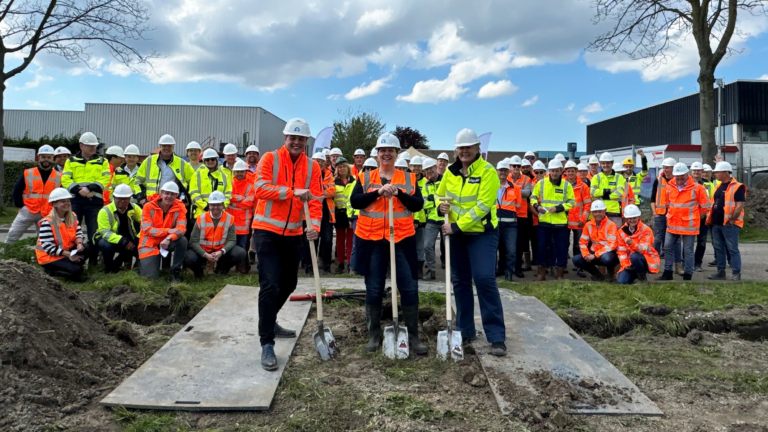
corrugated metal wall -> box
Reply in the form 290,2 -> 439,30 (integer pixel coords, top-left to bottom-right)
3,109 -> 84,140
257,109 -> 288,154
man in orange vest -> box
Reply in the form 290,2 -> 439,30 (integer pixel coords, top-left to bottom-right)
496,159 -> 522,282
351,149 -> 366,177
244,145 -> 260,265
184,191 -> 246,277
616,204 -> 660,284
573,200 -> 619,281
252,118 -> 322,371
228,160 -> 256,273
565,161 -> 591,276
657,163 -> 710,281
651,157 -> 682,272
8,145 -> 60,244
138,181 -> 189,281
507,156 -> 533,276
707,161 -> 745,281
319,151 -> 337,274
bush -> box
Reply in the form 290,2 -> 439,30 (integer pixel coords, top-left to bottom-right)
3,161 -> 38,207
4,132 -> 80,153
0,237 -> 37,263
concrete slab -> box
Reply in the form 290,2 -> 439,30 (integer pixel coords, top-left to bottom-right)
472,290 -> 664,416
100,284 -> 311,411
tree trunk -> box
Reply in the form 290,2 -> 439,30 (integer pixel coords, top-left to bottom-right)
0,81 -> 5,212
698,70 -> 717,168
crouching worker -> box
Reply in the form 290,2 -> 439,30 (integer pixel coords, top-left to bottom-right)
185,191 -> 246,277
573,200 -> 620,281
616,205 -> 660,284
36,188 -> 90,282
138,182 -> 188,281
96,184 -> 141,273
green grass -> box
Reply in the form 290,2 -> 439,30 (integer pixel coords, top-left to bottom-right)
0,206 -> 19,224
739,222 -> 768,242
0,236 -> 36,262
111,406 -> 191,432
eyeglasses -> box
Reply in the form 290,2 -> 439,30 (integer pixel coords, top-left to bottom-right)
204,158 -> 218,162
534,170 -> 546,174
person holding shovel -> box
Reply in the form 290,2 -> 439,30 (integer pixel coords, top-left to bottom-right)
350,132 -> 427,355
437,128 -> 507,357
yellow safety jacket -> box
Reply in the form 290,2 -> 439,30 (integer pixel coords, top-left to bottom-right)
95,202 -> 142,244
345,180 -> 359,220
136,154 -> 195,198
423,175 -> 443,223
110,164 -> 142,197
702,180 -> 715,200
530,177 -> 575,226
334,178 -> 353,209
626,169 -> 648,204
61,153 -> 112,201
189,166 -> 232,218
436,156 -> 499,233
590,171 -> 627,215
414,177 -> 427,224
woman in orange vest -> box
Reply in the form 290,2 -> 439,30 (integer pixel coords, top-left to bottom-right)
8,145 -> 60,244
350,133 -> 426,355
616,205 -> 660,284
35,188 -> 88,281
507,156 -> 533,275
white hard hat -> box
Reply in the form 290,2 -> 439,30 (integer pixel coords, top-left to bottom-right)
186,141 -> 202,151
714,161 -> 733,172
371,148 -> 378,157
564,161 -> 578,170
410,156 -> 423,166
79,132 -> 99,146
613,165 -> 625,172
591,200 -> 607,212
54,146 -> 71,156
548,159 -> 563,170
223,143 -> 238,155
203,148 -> 219,159
690,161 -> 703,170
589,155 -> 599,164
208,190 -> 226,205
524,151 -> 536,158
703,164 -> 713,172
437,152 -> 450,161
398,152 -> 412,161
376,133 -> 400,149
555,153 -> 565,161
672,162 -> 689,176
160,181 -> 180,194
245,145 -> 259,154
509,155 -> 522,165
330,147 -> 343,156
395,158 -> 409,168
284,118 -> 311,137
521,159 -> 532,167
158,134 -> 176,146
455,128 -> 480,147
124,144 -> 140,155
322,148 -> 330,156
233,159 -> 247,171
662,157 -> 676,167
623,204 -> 642,218
422,157 -> 437,170
577,163 -> 589,171
312,152 -> 326,161
363,157 -> 378,168
38,145 -> 55,155
533,160 -> 547,171
496,159 -> 510,170
48,188 -> 72,203
599,152 -> 614,162
354,149 -> 365,156
105,146 -> 124,158
113,184 -> 134,198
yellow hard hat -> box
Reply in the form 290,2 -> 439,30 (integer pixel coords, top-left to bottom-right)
622,157 -> 635,166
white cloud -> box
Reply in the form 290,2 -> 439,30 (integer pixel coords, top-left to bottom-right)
13,72 -> 53,91
396,79 -> 467,103
677,86 -> 684,91
577,115 -> 589,124
521,95 -> 538,106
582,102 -> 604,113
759,74 -> 768,80
344,76 -> 392,99
477,80 -> 519,99
105,62 -> 132,77
355,9 -> 394,34
26,100 -> 45,107
566,103 -> 575,111
327,94 -> 341,100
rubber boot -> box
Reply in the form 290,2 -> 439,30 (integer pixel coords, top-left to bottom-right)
403,305 -> 428,355
535,265 -> 547,282
522,252 -> 532,271
656,270 -> 674,281
365,304 -> 383,352
555,267 -> 565,281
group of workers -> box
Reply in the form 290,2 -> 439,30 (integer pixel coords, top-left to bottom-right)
9,118 -> 746,370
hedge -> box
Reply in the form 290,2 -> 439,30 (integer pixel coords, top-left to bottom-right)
3,161 -> 38,207
4,132 -> 80,153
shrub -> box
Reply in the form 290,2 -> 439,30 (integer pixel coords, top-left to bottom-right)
2,161 -> 38,206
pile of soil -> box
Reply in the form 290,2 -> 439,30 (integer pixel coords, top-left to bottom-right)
0,259 -> 142,431
745,189 -> 768,231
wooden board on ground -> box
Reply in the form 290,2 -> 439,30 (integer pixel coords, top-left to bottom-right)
100,284 -> 311,411
472,291 -> 663,416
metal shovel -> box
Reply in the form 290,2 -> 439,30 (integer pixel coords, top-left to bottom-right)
382,197 -> 409,359
303,201 -> 338,361
436,199 -> 463,361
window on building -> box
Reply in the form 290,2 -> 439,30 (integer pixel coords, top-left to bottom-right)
743,125 -> 768,143
690,125 -> 734,145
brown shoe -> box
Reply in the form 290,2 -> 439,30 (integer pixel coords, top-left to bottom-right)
236,265 -> 250,275
535,265 -> 547,282
556,267 -> 565,280
675,262 -> 684,275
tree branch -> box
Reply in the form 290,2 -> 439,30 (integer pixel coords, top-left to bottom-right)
3,0 -> 57,80
711,0 -> 738,65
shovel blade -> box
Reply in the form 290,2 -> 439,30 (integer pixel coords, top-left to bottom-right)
436,330 -> 450,361
382,325 -> 409,359
450,331 -> 464,361
313,324 -> 338,361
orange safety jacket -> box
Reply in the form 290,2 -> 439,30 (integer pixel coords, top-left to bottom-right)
579,217 -> 618,258
617,221 -> 660,274
665,176 -> 711,235
252,146 -> 322,236
621,176 -> 636,209
22,167 -> 61,215
568,177 -> 592,230
654,175 -> 672,215
706,179 -> 746,228
228,177 -> 256,235
196,211 -> 234,253
355,169 -> 417,243
103,164 -> 116,205
138,194 -> 188,259
351,165 -> 361,178
321,168 -> 336,224
35,216 -> 79,265
508,174 -> 531,218
496,180 -> 521,224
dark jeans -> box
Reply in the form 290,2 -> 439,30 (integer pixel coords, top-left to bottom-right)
497,224 -> 517,278
139,237 -> 188,278
350,219 -> 358,271
450,231 -> 506,343
515,217 -> 532,271
664,233 -> 695,274
42,257 -> 87,282
694,220 -> 708,267
712,224 -> 741,273
236,234 -> 248,250
616,253 -> 649,284
184,246 -> 247,278
71,198 -> 101,262
573,252 -> 619,276
536,225 -> 570,267
255,230 -> 301,346
364,239 -> 418,307
98,238 -> 138,273
319,207 -> 333,269
570,229 -> 580,258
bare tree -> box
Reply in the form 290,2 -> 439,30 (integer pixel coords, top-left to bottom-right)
0,0 -> 157,209
587,0 -> 767,165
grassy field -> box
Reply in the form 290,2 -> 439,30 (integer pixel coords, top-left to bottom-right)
0,206 -> 19,225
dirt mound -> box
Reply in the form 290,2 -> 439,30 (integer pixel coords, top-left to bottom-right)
0,259 -> 142,432
745,189 -> 768,231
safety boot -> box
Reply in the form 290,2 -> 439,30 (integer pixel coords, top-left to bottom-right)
365,304 -> 383,352
555,267 -> 565,280
683,273 -> 692,281
334,263 -> 345,274
708,270 -> 726,280
535,265 -> 547,282
403,305 -> 428,356
675,262 -> 684,275
637,273 -> 648,284
731,272 -> 741,281
656,270 -> 674,281
522,252 -> 532,271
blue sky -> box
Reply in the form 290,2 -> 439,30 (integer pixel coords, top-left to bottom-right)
4,0 -> 768,152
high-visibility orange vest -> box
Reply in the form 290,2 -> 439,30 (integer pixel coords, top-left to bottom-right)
321,168 -> 336,223
706,179 -> 746,228
252,146 -> 322,236
228,177 -> 256,235
196,211 -> 234,253
617,221 -> 660,274
579,218 -> 618,258
568,177 -> 592,230
355,169 -> 417,243
351,165 -> 361,178
508,174 -> 531,218
35,216 -> 78,265
22,167 -> 60,215
496,181 -> 521,224
665,176 -> 710,235
655,175 -> 671,215
103,164 -> 116,205
587,172 -> 595,180
621,176 -> 636,210
138,195 -> 188,259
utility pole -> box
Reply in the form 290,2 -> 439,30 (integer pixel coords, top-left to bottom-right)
716,78 -> 725,156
